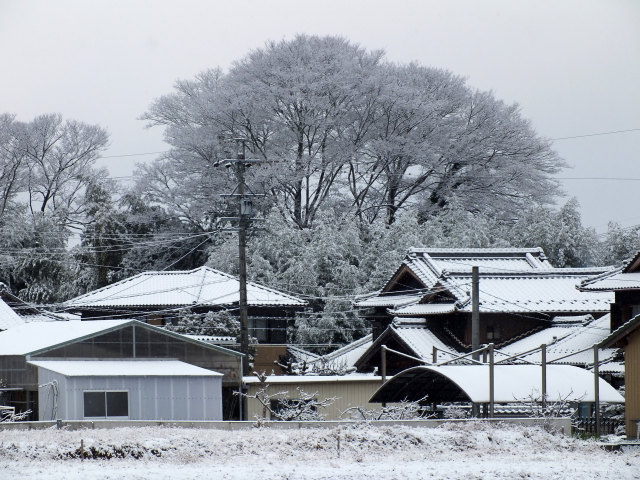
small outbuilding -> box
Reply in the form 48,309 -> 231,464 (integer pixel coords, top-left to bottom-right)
29,359 -> 223,421
0,319 -> 242,420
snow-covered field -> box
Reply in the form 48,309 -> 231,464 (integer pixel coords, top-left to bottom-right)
1,422 -> 638,479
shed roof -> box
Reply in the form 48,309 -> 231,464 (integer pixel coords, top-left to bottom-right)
0,319 -> 242,357
65,266 -> 306,309
28,359 -> 223,377
370,365 -> 624,404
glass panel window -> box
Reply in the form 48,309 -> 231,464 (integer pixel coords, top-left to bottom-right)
106,392 -> 129,417
84,391 -> 128,418
84,392 -> 106,417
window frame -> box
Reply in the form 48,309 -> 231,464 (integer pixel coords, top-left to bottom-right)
83,390 -> 129,419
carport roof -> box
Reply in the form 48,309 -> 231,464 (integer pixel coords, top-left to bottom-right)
370,365 -> 624,404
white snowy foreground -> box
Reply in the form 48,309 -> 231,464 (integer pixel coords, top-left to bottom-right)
1,422 -> 638,479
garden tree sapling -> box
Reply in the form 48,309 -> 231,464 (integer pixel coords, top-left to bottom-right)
341,396 -> 431,421
237,371 -> 337,421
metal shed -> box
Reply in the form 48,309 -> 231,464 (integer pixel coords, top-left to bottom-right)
29,359 -> 223,421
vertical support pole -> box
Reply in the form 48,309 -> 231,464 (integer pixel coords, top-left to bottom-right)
381,345 -> 387,408
237,140 -> 250,376
471,266 -> 480,418
381,345 -> 387,384
594,344 -> 600,436
489,343 -> 494,419
239,356 -> 244,421
132,323 -> 136,358
471,266 -> 480,361
432,346 -> 437,365
541,344 -> 547,410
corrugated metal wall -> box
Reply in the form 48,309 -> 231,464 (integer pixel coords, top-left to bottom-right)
626,329 -> 640,438
246,379 -> 384,420
36,369 -> 222,421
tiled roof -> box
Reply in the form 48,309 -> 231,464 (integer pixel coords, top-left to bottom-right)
390,269 -> 612,316
313,334 -> 372,367
498,314 -> 618,366
390,303 -> 457,316
65,266 -> 306,309
579,269 -> 640,292
391,319 -> 459,361
355,293 -> 423,308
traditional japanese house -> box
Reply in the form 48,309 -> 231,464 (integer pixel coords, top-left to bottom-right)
357,248 -> 612,353
64,266 -> 306,344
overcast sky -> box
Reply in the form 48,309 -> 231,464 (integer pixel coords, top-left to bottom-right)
1,0 -> 638,232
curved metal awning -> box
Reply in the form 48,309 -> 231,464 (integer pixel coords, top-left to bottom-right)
370,365 -> 624,404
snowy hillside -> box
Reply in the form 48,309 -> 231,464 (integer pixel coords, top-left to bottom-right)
0,422 -> 638,479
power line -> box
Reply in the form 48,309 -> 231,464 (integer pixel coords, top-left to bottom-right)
551,128 -> 640,141
95,127 -> 640,161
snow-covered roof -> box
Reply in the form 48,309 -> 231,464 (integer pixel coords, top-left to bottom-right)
362,248 -> 611,316
287,345 -> 320,364
371,364 -> 624,404
28,359 -> 223,377
183,334 -> 237,345
579,269 -> 640,292
64,266 -> 306,309
0,319 -> 242,357
312,334 -> 373,368
243,374 -> 383,384
355,293 -> 423,308
390,303 -> 457,316
404,247 -> 552,279
0,297 -> 24,330
498,314 -> 618,366
391,319 -> 459,360
390,270 -> 613,316
0,319 -> 129,355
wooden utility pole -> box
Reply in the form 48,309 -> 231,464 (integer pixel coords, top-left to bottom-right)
594,345 -> 600,436
541,343 -> 547,411
219,138 -> 264,376
236,143 -> 250,376
471,266 -> 480,361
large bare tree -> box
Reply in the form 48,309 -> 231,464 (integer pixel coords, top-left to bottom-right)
141,35 -> 565,228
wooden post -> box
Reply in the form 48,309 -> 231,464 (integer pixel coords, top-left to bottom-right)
80,439 -> 85,460
381,345 -> 387,384
432,346 -> 437,364
381,345 -> 387,408
489,343 -> 494,419
594,345 -> 600,436
541,344 -> 547,411
471,266 -> 480,361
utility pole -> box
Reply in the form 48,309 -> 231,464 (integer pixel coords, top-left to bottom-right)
471,266 -> 480,361
471,266 -> 480,417
218,138 -> 264,376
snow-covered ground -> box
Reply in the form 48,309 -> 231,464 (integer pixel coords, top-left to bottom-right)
1,422 -> 638,479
